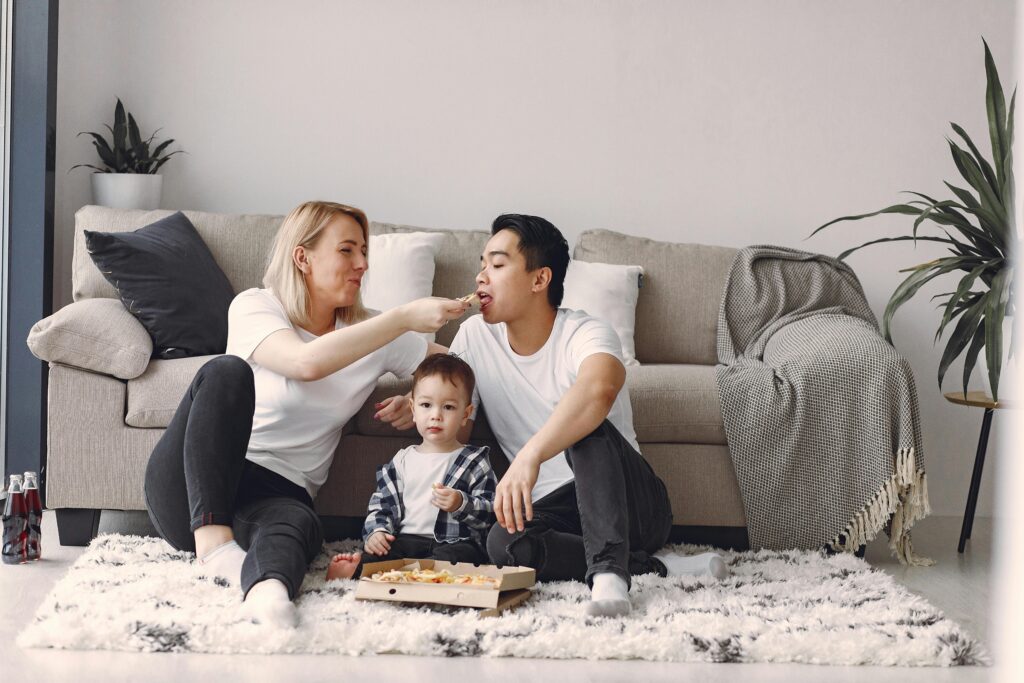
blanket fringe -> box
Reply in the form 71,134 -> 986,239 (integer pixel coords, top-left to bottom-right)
829,446 -> 934,566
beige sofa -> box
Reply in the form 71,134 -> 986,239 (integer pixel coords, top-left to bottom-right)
31,205 -> 747,547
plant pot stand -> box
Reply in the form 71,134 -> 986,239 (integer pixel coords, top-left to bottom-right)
943,391 -> 1014,553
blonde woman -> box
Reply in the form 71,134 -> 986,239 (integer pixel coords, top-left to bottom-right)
143,201 -> 467,627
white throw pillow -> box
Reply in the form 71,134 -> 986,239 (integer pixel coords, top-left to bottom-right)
361,232 -> 445,339
561,260 -> 644,366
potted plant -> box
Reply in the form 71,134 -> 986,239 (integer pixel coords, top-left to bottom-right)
811,40 -> 1016,401
71,98 -> 183,210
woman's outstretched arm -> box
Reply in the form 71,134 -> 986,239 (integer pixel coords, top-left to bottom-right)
252,298 -> 466,381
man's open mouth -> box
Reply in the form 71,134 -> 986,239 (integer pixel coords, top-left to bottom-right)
477,292 -> 493,309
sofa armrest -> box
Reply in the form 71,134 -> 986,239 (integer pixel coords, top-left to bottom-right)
27,299 -> 153,380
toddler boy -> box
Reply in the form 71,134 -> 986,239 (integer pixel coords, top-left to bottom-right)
327,353 -> 495,580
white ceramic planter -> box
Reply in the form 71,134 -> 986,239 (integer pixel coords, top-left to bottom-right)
975,315 -> 1017,400
91,173 -> 162,210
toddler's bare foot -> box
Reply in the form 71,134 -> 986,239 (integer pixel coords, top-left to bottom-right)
326,552 -> 361,581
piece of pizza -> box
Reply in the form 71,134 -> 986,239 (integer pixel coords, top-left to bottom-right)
368,567 -> 499,586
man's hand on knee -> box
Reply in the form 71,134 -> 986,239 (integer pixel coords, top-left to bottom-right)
495,451 -> 540,533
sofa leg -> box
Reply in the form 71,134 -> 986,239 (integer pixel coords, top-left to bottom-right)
56,508 -> 101,546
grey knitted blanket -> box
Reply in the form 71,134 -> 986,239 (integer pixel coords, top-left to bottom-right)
715,246 -> 931,565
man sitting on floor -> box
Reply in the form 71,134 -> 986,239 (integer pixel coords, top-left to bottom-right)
450,214 -> 729,617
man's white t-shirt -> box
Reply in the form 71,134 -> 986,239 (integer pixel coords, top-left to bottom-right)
226,288 -> 427,499
449,308 -> 639,501
391,445 -> 462,536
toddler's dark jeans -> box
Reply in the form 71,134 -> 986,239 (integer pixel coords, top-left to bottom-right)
354,533 -> 486,577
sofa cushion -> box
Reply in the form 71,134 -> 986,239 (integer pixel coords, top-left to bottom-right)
74,206 -> 284,302
627,364 -> 726,445
562,260 -> 643,366
125,358 -> 453,441
85,212 -> 236,359
361,231 -> 446,341
126,355 -> 218,428
574,230 -> 737,365
372,222 -> 490,347
28,299 -> 153,379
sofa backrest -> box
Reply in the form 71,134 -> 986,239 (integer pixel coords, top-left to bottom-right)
72,206 -> 489,348
73,206 -> 283,302
73,207 -> 738,362
574,229 -> 737,365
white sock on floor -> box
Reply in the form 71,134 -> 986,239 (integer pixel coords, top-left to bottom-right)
655,550 -> 730,580
242,578 -> 298,629
585,572 -> 631,617
197,540 -> 246,585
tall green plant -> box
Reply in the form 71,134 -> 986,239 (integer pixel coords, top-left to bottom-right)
71,98 -> 182,174
811,39 -> 1016,401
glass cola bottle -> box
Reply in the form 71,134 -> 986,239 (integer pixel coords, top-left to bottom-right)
23,472 -> 42,561
2,474 -> 27,564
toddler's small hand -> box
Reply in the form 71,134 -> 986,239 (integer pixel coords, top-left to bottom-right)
365,531 -> 395,556
431,485 -> 464,513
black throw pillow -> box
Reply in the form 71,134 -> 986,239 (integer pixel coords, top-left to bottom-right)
85,211 -> 236,359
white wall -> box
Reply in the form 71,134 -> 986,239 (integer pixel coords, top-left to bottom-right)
54,0 -> 1016,517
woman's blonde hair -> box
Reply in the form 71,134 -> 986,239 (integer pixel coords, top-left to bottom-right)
263,200 -> 371,329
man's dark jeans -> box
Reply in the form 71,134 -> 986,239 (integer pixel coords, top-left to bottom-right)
486,420 -> 672,588
144,355 -> 323,600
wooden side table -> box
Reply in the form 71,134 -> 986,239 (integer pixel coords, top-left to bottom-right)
943,391 -> 1013,553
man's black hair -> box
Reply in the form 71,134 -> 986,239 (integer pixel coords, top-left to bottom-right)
490,214 -> 570,308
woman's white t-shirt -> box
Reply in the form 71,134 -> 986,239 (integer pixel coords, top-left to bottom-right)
226,288 -> 427,499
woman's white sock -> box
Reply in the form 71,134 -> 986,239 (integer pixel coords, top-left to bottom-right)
197,539 -> 246,585
242,578 -> 298,629
655,550 -> 730,579
585,572 -> 631,617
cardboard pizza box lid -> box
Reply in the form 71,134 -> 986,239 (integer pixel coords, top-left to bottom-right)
355,559 -> 536,614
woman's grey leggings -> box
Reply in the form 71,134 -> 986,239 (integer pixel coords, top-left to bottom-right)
144,355 -> 323,599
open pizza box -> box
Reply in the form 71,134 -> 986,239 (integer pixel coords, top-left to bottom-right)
355,559 -> 536,617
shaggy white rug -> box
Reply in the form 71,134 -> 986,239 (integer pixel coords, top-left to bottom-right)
17,534 -> 986,666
